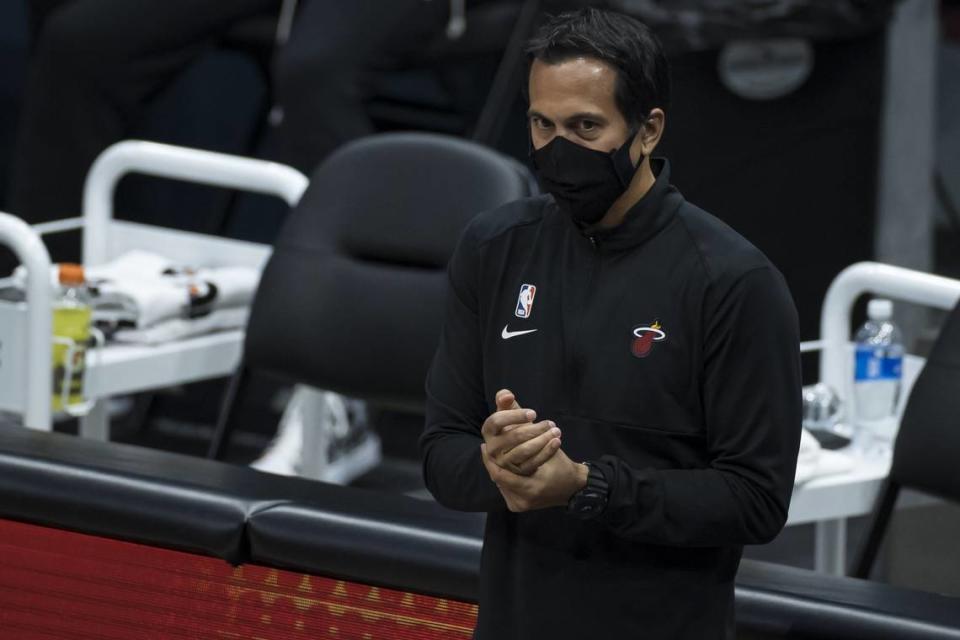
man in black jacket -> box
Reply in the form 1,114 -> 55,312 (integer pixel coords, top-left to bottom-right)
420,8 -> 802,639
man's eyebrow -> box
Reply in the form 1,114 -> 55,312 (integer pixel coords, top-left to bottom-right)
565,112 -> 608,123
527,110 -> 608,123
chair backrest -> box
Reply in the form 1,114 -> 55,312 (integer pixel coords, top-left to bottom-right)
244,132 -> 535,407
891,300 -> 960,499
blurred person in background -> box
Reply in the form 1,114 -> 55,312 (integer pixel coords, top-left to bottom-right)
258,0 -> 462,173
9,0 -> 278,236
6,0 -> 466,267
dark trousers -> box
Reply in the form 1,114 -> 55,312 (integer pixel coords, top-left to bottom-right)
259,0 -> 450,173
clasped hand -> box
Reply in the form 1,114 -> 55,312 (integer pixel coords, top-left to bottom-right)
480,389 -> 587,512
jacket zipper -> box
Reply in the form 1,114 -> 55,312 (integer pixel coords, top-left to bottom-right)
569,235 -> 600,409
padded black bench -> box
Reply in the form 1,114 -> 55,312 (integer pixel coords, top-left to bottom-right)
0,425 -> 958,638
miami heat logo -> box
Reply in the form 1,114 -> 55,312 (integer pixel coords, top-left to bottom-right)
631,321 -> 666,358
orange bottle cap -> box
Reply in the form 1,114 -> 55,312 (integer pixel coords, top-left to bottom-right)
58,263 -> 85,285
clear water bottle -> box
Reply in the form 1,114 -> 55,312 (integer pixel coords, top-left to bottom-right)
853,299 -> 903,444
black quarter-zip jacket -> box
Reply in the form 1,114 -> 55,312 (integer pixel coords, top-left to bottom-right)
420,159 -> 802,639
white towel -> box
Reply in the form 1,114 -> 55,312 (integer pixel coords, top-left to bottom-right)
794,428 -> 855,485
87,250 -> 173,280
160,265 -> 259,311
112,307 -> 249,345
60,251 -> 259,329
14,251 -> 260,329
88,277 -> 187,330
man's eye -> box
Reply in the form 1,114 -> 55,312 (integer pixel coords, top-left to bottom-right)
579,120 -> 598,132
531,117 -> 552,130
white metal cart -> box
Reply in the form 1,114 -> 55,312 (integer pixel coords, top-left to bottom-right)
0,140 -> 308,437
791,262 -> 960,575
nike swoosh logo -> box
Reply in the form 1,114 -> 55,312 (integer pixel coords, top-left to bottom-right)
502,325 -> 538,340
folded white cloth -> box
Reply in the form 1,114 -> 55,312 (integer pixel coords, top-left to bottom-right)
160,265 -> 259,311
86,252 -> 184,328
87,250 -> 258,329
14,250 -> 259,330
112,307 -> 249,345
794,428 -> 855,485
87,249 -> 173,280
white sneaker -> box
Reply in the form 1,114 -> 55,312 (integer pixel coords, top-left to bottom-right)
250,386 -> 381,484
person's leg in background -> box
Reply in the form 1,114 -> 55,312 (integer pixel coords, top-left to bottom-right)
24,0 -> 71,45
5,0 -> 279,270
259,0 -> 450,174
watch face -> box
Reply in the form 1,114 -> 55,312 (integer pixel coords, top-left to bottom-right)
572,501 -> 601,516
568,463 -> 609,520
570,489 -> 605,518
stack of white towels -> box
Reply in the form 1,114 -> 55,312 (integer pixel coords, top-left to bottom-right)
18,250 -> 259,345
84,251 -> 258,345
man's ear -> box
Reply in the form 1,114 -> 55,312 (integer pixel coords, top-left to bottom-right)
631,108 -> 666,160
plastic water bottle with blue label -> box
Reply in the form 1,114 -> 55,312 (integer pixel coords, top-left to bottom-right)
853,299 -> 903,449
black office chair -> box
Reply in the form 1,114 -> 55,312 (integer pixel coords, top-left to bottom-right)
851,300 -> 960,578
207,132 -> 536,460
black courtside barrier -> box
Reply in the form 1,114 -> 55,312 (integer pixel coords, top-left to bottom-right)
0,425 -> 958,639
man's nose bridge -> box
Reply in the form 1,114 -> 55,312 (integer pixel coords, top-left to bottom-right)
548,129 -> 575,144
532,128 -> 571,150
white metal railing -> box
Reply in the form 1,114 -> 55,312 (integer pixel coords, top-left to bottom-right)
0,213 -> 52,430
82,140 -> 308,265
819,262 -> 960,398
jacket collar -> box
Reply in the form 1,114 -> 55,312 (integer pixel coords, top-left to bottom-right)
568,157 -> 681,251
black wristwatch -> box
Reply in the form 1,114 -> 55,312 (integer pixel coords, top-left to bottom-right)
566,462 -> 609,520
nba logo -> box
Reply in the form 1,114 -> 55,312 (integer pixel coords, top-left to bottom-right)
515,284 -> 536,318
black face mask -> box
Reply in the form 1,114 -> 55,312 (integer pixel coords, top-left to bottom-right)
531,133 -> 642,226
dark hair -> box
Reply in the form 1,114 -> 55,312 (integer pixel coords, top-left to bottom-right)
525,7 -> 671,129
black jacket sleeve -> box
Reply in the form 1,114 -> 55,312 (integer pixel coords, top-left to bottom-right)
592,266 -> 802,546
419,225 -> 506,512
